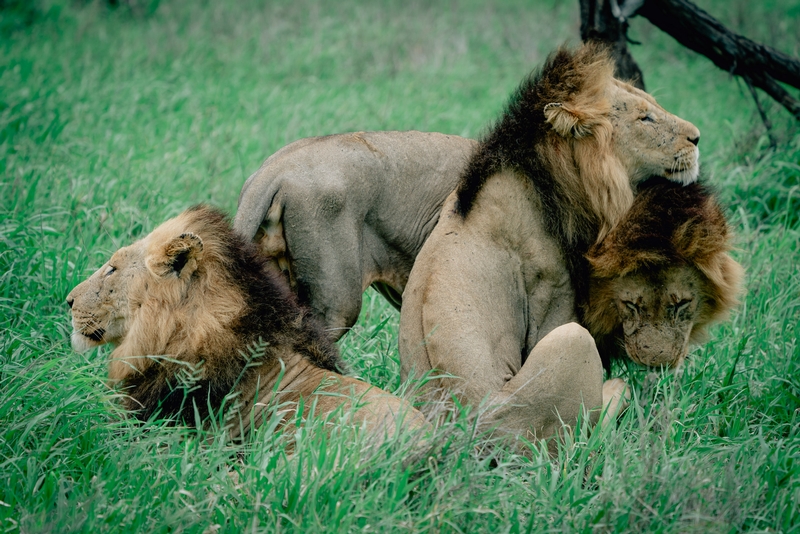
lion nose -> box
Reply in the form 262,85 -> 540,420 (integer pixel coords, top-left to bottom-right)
66,296 -> 74,309
688,135 -> 699,146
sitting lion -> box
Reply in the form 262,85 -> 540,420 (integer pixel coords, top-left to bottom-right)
67,205 -> 428,441
399,43 -> 702,450
584,178 -> 744,370
233,131 -> 477,340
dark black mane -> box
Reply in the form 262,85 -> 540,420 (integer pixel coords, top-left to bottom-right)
587,178 -> 722,275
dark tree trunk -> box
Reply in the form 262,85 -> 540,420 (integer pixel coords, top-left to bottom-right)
579,0 -> 646,89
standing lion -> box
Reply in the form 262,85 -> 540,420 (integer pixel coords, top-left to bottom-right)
234,131 -> 477,340
399,43 -> 702,451
67,205 -> 428,441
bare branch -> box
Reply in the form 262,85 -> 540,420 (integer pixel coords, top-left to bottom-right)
637,0 -> 800,120
745,79 -> 777,147
748,71 -> 800,121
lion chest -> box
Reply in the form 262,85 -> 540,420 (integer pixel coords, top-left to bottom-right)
465,170 -> 578,354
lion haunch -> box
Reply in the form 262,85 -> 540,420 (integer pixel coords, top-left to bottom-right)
399,43 -> 702,451
584,178 -> 744,369
233,131 -> 477,340
67,205 -> 427,439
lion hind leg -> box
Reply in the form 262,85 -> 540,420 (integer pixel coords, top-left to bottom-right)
485,322 -> 604,453
254,203 -> 296,288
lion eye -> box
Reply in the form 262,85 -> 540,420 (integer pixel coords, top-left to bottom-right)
105,266 -> 116,277
640,114 -> 654,123
670,298 -> 693,318
622,300 -> 638,314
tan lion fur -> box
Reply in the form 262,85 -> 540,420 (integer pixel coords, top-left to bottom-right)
67,205 -> 428,441
234,131 -> 477,340
584,178 -> 744,368
399,43 -> 702,452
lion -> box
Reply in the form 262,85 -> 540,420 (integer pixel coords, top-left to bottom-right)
584,178 -> 744,370
66,205 -> 428,442
233,131 -> 477,340
398,43 -> 702,451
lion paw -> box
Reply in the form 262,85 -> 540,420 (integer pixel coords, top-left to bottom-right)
601,378 -> 630,425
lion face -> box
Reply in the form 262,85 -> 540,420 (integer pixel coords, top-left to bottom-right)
608,80 -> 700,186
66,226 -> 205,355
605,265 -> 704,368
67,245 -> 144,352
540,56 -> 702,238
584,179 -> 744,370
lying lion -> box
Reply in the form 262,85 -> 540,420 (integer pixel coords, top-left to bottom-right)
67,205 -> 428,441
234,131 -> 477,339
399,43 -> 702,451
584,177 -> 744,371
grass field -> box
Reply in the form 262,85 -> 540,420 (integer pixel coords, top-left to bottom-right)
1,0 -> 799,532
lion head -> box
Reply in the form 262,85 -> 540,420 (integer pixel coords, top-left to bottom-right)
584,179 -> 744,368
457,43 -> 701,248
605,79 -> 700,186
67,205 -> 340,420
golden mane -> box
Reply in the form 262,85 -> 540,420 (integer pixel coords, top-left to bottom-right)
456,43 -> 631,247
108,206 -> 341,421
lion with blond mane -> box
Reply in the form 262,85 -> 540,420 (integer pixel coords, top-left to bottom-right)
399,43 -> 702,451
67,205 -> 428,441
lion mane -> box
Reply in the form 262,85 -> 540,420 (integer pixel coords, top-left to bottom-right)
584,178 -> 744,367
456,44 -> 633,299
113,206 -> 340,422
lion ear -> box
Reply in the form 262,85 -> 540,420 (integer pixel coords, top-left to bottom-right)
146,232 -> 204,278
544,102 -> 595,138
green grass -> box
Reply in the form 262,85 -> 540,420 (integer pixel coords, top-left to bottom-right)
2,0 -> 799,532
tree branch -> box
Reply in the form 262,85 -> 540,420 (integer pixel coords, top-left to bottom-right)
637,0 -> 800,120
744,78 -> 777,147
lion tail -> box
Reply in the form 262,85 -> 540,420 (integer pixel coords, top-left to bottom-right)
233,163 -> 284,237
232,165 -> 288,270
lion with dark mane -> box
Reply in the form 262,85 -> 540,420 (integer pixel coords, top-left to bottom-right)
67,205 -> 427,440
399,43 -> 702,450
585,178 -> 744,370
